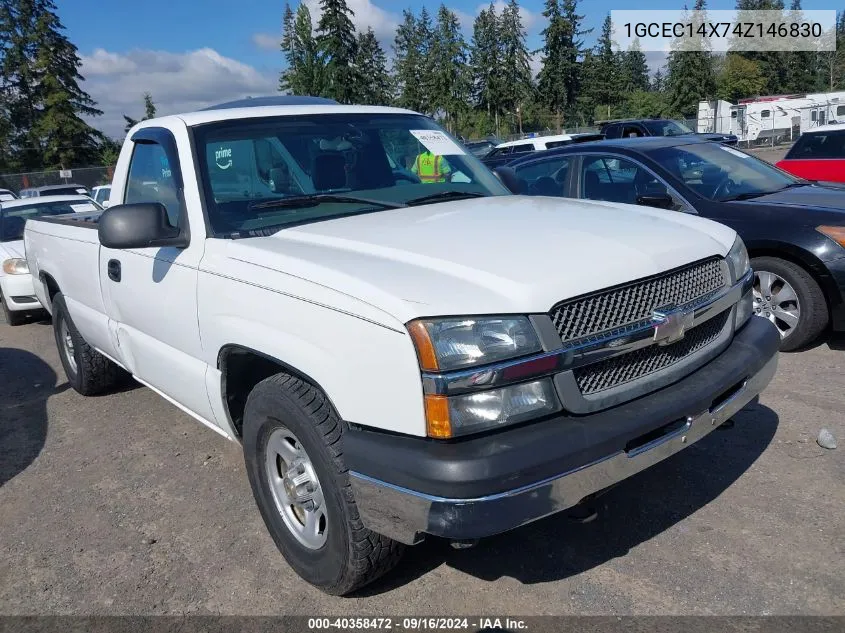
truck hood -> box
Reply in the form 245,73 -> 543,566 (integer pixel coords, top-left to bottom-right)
215,196 -> 736,326
0,239 -> 24,260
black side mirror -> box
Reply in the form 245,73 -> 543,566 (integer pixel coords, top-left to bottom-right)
636,192 -> 674,210
493,166 -> 523,194
98,203 -> 188,250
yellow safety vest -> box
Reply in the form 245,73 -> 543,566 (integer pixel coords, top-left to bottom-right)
415,152 -> 447,183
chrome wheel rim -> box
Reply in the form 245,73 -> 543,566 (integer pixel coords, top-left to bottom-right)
753,270 -> 801,339
60,319 -> 77,373
264,426 -> 327,549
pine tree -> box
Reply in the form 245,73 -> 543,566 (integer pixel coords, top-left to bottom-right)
561,0 -> 589,119
536,0 -> 569,129
416,7 -> 436,115
316,0 -> 358,103
122,92 -> 156,132
0,0 -> 103,169
393,10 -> 424,111
651,68 -> 665,92
784,0 -> 819,92
666,0 -> 716,116
591,14 -> 622,119
430,5 -> 469,133
733,0 -> 788,94
355,28 -> 392,105
499,0 -> 533,126
469,5 -> 502,122
280,4 -> 323,96
622,39 -> 650,93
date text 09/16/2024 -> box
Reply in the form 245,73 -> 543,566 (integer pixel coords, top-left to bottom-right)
307,617 -> 528,631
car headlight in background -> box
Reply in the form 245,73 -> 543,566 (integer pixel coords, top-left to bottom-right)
726,235 -> 750,283
407,316 -> 542,372
2,258 -> 29,275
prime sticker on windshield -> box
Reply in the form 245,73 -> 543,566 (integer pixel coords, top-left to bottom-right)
410,130 -> 466,156
720,145 -> 751,159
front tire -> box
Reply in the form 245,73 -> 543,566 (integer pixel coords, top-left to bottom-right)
242,372 -> 404,595
751,256 -> 828,351
52,292 -> 126,395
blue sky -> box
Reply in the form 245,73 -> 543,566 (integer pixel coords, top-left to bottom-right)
56,0 -> 835,137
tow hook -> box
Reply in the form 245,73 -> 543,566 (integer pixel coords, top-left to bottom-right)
718,418 -> 736,431
567,502 -> 598,524
450,539 -> 479,550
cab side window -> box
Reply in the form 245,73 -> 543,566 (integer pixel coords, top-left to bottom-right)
514,157 -> 570,196
125,141 -> 183,227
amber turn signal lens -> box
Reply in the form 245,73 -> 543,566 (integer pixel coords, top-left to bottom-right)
817,225 -> 845,247
407,320 -> 439,371
424,394 -> 452,439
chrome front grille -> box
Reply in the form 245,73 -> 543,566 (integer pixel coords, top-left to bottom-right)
574,310 -> 730,396
551,258 -> 727,344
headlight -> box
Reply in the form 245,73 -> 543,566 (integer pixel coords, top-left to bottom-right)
735,288 -> 753,330
2,258 -> 29,275
407,316 -> 542,372
425,378 -> 562,438
726,236 -> 749,283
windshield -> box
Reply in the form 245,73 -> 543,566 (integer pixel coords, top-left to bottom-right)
1,200 -> 96,241
650,142 -> 797,201
45,186 -> 89,196
786,130 -> 845,159
194,113 -> 509,236
643,120 -> 694,136
0,192 -> 16,201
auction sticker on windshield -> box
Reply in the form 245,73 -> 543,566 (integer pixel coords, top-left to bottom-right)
410,130 -> 466,156
720,145 -> 752,159
70,203 -> 98,213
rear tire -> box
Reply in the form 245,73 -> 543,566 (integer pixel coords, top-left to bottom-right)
242,372 -> 404,595
52,292 -> 126,395
1,289 -> 26,326
751,256 -> 828,351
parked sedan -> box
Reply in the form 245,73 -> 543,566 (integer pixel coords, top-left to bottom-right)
600,119 -> 739,145
776,123 -> 845,184
1,195 -> 102,325
500,137 -> 845,350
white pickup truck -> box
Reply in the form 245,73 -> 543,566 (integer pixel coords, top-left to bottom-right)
24,97 -> 779,595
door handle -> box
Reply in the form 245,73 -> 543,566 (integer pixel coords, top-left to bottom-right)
107,259 -> 121,282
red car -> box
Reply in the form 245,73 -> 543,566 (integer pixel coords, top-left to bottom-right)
776,124 -> 845,183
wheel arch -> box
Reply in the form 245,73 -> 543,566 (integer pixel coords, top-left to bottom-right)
745,241 -> 838,320
38,271 -> 61,313
217,344 -> 341,438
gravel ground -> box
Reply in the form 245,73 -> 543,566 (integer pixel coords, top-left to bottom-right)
1,313 -> 843,616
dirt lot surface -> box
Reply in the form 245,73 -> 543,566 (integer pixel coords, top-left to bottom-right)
1,313 -> 844,616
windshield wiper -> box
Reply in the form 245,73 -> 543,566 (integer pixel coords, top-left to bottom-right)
405,191 -> 487,206
722,182 -> 808,202
249,193 -> 407,211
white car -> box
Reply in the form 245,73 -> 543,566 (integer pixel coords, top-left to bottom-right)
91,185 -> 111,207
0,188 -> 18,201
1,195 -> 102,324
24,97 -> 779,594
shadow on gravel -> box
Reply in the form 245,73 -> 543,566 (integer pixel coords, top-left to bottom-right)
359,403 -> 779,595
0,346 -> 67,486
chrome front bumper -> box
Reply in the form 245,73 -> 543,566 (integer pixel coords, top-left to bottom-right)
349,349 -> 777,546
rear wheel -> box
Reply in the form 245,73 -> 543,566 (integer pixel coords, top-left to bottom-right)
52,292 -> 126,395
242,372 -> 404,595
751,256 -> 828,351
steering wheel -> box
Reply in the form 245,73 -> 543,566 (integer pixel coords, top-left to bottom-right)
712,173 -> 736,200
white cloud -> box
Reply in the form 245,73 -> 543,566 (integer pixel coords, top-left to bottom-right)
475,1 -> 538,32
80,48 -> 277,139
252,33 -> 280,52
302,0 -> 398,44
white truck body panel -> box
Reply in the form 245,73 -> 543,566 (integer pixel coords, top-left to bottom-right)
23,104 -> 739,440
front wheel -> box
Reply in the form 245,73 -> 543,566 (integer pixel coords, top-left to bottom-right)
242,372 -> 404,595
751,256 -> 828,351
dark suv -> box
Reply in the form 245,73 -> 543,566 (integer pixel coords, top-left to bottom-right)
600,119 -> 738,145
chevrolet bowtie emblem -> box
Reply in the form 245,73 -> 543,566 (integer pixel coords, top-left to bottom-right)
653,308 -> 695,346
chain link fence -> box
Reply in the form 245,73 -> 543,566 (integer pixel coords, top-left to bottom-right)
0,166 -> 114,195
